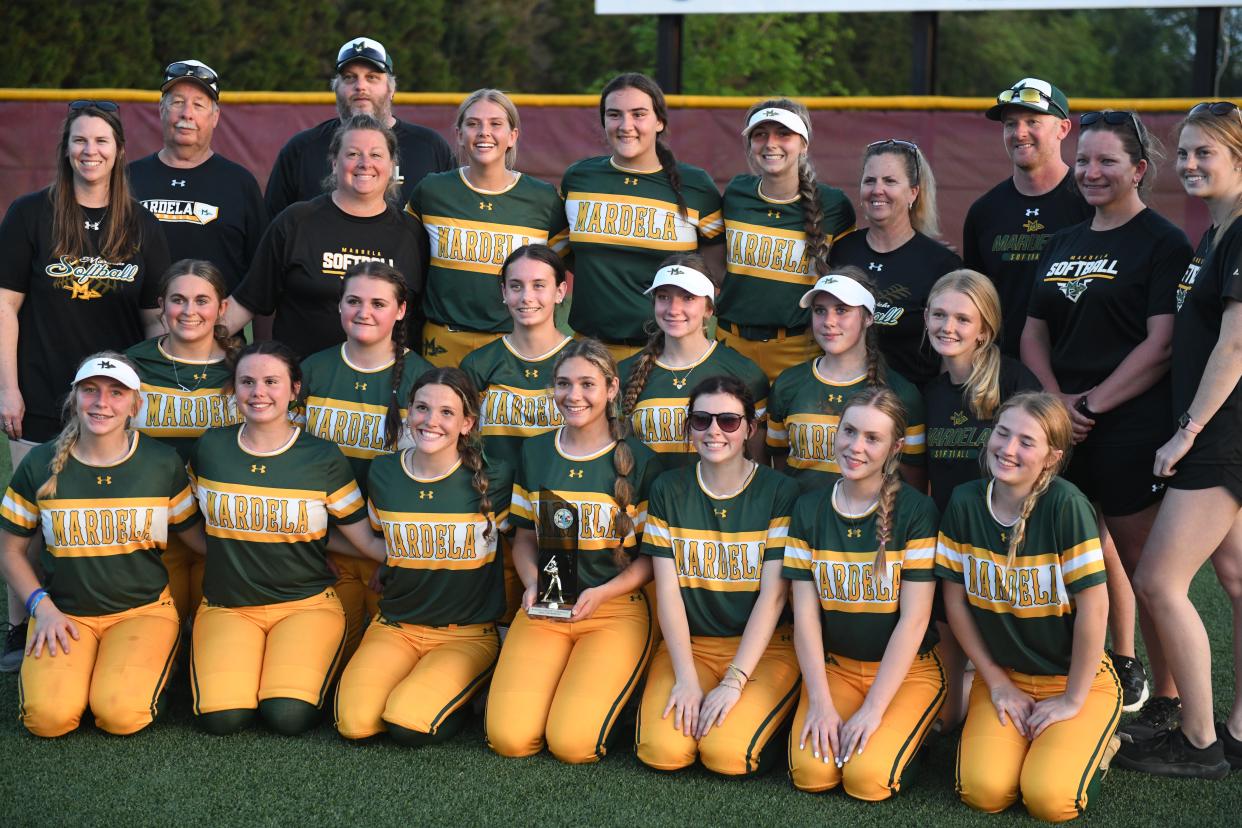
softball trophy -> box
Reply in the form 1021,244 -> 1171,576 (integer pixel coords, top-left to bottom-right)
529,495 -> 579,619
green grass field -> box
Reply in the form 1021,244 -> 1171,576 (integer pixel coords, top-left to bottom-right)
1,439 -> 1239,826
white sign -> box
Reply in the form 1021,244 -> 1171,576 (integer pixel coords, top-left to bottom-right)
597,1 -> 1228,13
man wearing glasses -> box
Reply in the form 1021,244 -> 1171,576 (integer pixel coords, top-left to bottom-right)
263,37 -> 454,218
962,77 -> 1091,357
129,60 -> 268,291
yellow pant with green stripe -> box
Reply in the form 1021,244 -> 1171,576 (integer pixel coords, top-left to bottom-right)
956,658 -> 1122,823
421,321 -> 503,368
19,588 -> 180,738
486,590 -> 653,764
335,617 -> 498,741
190,588 -> 345,716
330,552 -> 381,661
163,534 -> 205,623
789,648 -> 946,798
636,626 -> 800,775
716,321 -> 819,385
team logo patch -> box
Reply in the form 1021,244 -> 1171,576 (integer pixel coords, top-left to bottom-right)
552,508 -> 574,530
1023,217 -> 1045,233
423,338 -> 448,357
141,199 -> 219,225
1058,280 -> 1090,303
950,410 -> 968,426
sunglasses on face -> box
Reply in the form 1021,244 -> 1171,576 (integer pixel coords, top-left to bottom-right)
164,62 -> 219,87
688,411 -> 745,433
1079,110 -> 1148,160
1189,101 -> 1241,119
68,100 -> 119,112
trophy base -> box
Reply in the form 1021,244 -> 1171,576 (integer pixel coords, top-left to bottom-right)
528,602 -> 574,619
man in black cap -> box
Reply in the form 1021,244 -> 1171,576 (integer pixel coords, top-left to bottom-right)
129,60 -> 269,292
961,77 -> 1090,357
263,37 -> 454,218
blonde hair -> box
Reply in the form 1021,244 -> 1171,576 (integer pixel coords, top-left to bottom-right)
838,387 -> 906,579
554,338 -> 635,570
861,140 -> 941,238
992,391 -> 1072,576
743,98 -> 833,277
38,351 -> 140,499
928,269 -> 1004,419
456,88 -> 520,169
1177,107 -> 1242,245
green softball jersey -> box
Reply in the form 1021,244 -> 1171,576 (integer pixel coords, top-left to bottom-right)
767,360 -> 926,492
718,175 -> 856,331
0,434 -> 198,616
406,169 -> 570,333
460,335 -> 572,471
188,424 -> 366,608
510,428 -> 662,590
934,478 -> 1106,676
783,482 -> 939,663
619,341 -> 769,468
301,344 -> 433,495
126,337 -> 241,463
642,462 -> 799,638
367,452 -> 514,626
561,156 -> 724,341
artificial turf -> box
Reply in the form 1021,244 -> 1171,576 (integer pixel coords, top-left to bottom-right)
1,440 -> 1239,826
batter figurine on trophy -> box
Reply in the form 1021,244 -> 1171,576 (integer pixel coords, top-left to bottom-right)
540,557 -> 565,609
530,496 -> 579,619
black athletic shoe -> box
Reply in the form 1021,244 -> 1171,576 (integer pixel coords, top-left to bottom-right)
1118,695 -> 1181,744
1108,650 -> 1150,713
1217,722 -> 1242,770
0,620 -> 27,673
1114,729 -> 1230,780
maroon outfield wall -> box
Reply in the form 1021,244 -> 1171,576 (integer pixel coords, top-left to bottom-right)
0,95 -> 1215,251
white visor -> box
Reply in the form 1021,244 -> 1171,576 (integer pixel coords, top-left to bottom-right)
72,357 -> 141,391
645,265 -> 715,298
797,273 -> 876,314
742,107 -> 809,142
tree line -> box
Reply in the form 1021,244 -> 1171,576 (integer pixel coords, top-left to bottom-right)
1,2 -> 1238,97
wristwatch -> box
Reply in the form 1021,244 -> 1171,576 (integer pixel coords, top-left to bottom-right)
1074,395 -> 1098,418
1178,411 -> 1204,434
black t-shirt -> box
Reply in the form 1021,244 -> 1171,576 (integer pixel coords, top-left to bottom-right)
924,356 -> 1041,511
128,152 -> 269,291
1174,221 -> 1242,466
264,117 -> 454,218
830,229 -> 961,387
962,172 -> 1092,357
1028,208 -> 1191,445
232,194 -> 424,359
0,189 -> 171,441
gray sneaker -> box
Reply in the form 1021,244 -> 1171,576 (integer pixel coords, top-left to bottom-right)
0,620 -> 27,673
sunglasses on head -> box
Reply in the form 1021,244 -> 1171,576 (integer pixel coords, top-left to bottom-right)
866,139 -> 921,184
1079,110 -> 1147,160
68,100 -> 119,113
688,411 -> 745,433
1189,101 -> 1241,119
164,61 -> 219,86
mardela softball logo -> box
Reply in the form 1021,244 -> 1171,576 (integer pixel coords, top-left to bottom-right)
46,255 -> 138,301
141,199 -> 219,225
1041,255 -> 1118,303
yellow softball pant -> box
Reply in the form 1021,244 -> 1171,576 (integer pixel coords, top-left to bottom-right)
329,552 -> 381,661
636,625 -> 800,775
18,588 -> 179,738
162,534 -> 204,623
190,587 -> 346,735
716,322 -> 819,386
335,618 -> 498,743
956,657 -> 1122,823
486,590 -> 654,764
421,321 -> 503,368
789,648 -> 946,799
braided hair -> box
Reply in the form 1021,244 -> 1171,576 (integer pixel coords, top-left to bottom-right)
38,351 -> 141,499
600,73 -> 687,220
340,260 -> 409,451
837,387 -> 907,580
554,338 -> 635,570
407,367 -> 494,541
743,98 -> 831,277
621,252 -> 719,419
156,259 -> 240,364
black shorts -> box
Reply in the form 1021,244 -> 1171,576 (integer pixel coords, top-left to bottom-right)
1063,440 -> 1166,517
1168,461 -> 1242,506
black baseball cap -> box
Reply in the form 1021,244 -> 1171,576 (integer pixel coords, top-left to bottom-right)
986,77 -> 1070,121
336,37 -> 393,74
161,60 -> 220,100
